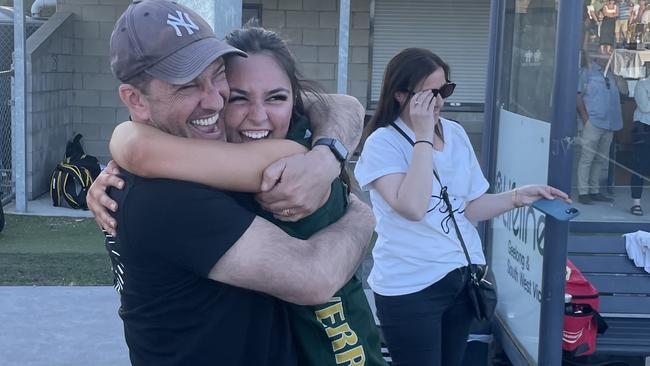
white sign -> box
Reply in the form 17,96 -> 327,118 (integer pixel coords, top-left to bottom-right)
490,109 -> 551,364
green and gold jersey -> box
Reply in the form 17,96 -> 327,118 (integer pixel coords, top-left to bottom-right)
257,115 -> 387,366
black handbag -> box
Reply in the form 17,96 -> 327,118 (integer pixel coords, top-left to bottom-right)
390,122 -> 497,321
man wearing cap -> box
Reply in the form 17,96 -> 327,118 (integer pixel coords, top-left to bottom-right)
102,1 -> 374,365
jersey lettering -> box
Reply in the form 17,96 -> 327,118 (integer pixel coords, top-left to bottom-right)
315,297 -> 366,365
335,345 -> 366,366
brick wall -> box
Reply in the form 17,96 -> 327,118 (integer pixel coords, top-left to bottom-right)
25,12 -> 75,198
21,0 -> 484,198
49,0 -> 372,171
57,0 -> 131,166
444,111 -> 485,156
247,0 -> 371,107
20,0 -> 130,198
247,0 -> 488,153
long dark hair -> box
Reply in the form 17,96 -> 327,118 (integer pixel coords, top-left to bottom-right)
225,26 -> 326,120
224,26 -> 349,187
364,48 -> 450,140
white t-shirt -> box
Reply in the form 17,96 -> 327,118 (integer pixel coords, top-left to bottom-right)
354,117 -> 489,296
624,231 -> 650,274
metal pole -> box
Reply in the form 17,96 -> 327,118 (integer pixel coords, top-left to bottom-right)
213,0 -> 242,38
13,0 -> 27,212
480,2 -> 532,365
479,0 -> 504,253
537,0 -> 582,364
337,0 -> 350,94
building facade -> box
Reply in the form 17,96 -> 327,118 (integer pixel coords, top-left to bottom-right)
8,0 -> 491,200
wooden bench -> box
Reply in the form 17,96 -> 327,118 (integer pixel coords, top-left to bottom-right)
363,233 -> 650,362
568,233 -> 650,356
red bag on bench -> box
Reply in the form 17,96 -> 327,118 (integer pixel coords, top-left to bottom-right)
563,260 -> 608,357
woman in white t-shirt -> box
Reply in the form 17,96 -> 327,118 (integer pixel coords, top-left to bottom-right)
354,48 -> 570,366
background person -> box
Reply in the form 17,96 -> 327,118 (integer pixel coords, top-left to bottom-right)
638,0 -> 650,42
630,72 -> 650,216
353,48 -> 569,366
576,49 -> 625,205
586,1 -> 604,43
641,0 -> 650,24
617,0 -> 632,45
601,0 -> 619,53
631,0 -> 642,26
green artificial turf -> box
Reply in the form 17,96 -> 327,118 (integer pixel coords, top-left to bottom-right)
0,214 -> 112,285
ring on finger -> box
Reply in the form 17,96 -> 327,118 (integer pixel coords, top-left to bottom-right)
281,208 -> 294,216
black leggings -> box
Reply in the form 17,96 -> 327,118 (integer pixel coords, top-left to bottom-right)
374,267 -> 474,366
630,121 -> 650,199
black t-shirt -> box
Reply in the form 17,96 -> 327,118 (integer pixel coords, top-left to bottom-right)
106,173 -> 297,366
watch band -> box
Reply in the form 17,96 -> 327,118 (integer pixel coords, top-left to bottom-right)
313,137 -> 348,163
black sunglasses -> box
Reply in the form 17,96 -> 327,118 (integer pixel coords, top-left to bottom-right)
411,82 -> 456,99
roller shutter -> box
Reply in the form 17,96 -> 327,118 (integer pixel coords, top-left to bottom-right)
371,0 -> 490,105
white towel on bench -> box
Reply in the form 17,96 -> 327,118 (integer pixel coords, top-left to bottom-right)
623,230 -> 650,273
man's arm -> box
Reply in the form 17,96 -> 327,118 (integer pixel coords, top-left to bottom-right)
305,93 -> 365,154
256,94 -> 365,221
209,195 -> 375,305
635,79 -> 650,113
577,93 -> 590,125
614,74 -> 628,96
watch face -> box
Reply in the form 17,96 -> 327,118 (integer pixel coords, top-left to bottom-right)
333,139 -> 349,160
315,138 -> 348,162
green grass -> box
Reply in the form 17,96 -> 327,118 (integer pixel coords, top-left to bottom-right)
0,214 -> 112,285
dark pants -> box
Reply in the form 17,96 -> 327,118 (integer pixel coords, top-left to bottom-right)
374,267 -> 474,366
630,121 -> 650,199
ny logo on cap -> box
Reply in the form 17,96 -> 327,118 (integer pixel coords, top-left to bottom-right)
167,10 -> 199,37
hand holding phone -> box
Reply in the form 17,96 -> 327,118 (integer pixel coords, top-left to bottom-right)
531,198 -> 580,221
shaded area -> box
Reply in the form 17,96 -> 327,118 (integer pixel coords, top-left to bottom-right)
0,286 -> 129,366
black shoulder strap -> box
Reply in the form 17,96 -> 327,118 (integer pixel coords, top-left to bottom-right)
389,121 -> 475,270
390,122 -> 443,184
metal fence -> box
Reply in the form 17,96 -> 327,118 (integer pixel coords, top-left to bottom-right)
0,22 -> 40,205
0,23 -> 14,206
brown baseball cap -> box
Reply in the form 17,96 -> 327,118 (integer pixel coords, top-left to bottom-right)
110,0 -> 246,84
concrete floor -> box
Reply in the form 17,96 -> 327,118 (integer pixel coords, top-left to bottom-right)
0,286 -> 129,366
6,185 -> 649,224
0,285 -> 379,366
572,186 -> 650,223
4,194 -> 92,218
1,198 -> 125,365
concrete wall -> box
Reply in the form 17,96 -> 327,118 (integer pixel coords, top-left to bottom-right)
246,0 -> 370,107
25,12 -> 75,199
444,110 -> 485,156
246,0 -> 484,152
56,0 -> 130,167
23,0 -> 130,198
21,0 -> 485,198
51,0 -> 372,165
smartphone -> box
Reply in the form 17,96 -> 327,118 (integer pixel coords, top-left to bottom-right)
531,198 -> 580,221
